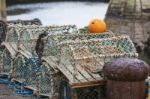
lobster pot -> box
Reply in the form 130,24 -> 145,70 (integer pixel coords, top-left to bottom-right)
7,25 -> 41,55
38,62 -> 60,97
1,48 -> 12,75
38,35 -> 137,98
40,57 -> 72,98
55,36 -> 138,98
74,86 -> 105,99
57,35 -> 137,65
6,26 -> 19,43
12,55 -> 40,91
46,25 -> 78,34
7,18 -> 42,25
55,35 -> 138,85
39,63 -> 52,95
12,55 -> 26,81
19,29 -> 32,53
43,31 -> 115,57
24,57 -> 40,91
73,53 -> 138,78
7,24 -> 78,56
26,25 -> 78,35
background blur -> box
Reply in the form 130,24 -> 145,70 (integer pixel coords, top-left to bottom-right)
7,0 -> 109,28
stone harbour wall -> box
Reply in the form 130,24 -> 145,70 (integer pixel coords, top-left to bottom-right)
105,0 -> 150,43
105,17 -> 150,43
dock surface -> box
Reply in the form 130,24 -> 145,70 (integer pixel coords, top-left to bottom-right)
0,84 -> 33,99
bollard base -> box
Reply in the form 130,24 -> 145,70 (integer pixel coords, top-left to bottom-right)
106,80 -> 145,99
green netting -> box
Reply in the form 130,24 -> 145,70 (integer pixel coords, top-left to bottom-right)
24,58 -> 38,90
12,56 -> 26,81
39,63 -> 52,94
3,23 -> 139,98
39,62 -> 66,97
19,30 -> 31,52
6,27 -> 19,43
6,24 -> 78,56
1,49 -> 12,74
12,55 -> 38,91
46,32 -> 114,56
56,35 -> 138,82
0,49 -> 3,73
57,35 -> 137,62
38,63 -> 58,96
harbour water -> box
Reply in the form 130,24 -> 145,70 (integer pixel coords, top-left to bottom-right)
7,2 -> 108,28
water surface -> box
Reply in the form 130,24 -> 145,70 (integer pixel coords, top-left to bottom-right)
8,2 -> 108,28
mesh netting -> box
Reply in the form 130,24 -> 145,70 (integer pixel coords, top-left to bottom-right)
12,56 -> 39,90
6,26 -> 19,43
57,36 -> 137,61
6,24 -> 78,55
19,29 -> 32,52
39,62 -> 60,96
12,55 -> 26,81
74,86 -> 106,99
5,24 -> 79,98
0,48 -> 3,73
7,18 -> 42,25
1,24 -> 81,98
1,49 -> 12,75
1,23 -> 139,98
12,55 -> 61,97
43,32 -> 114,56
24,58 -> 40,91
56,35 -> 138,83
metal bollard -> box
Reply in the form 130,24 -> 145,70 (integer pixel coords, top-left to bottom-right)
103,58 -> 149,99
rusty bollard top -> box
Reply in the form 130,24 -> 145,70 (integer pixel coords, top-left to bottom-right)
103,58 -> 149,81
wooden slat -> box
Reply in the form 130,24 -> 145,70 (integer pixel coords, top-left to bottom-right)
11,43 -> 18,51
42,56 -> 75,82
0,0 -> 7,21
84,66 -> 101,80
42,56 -> 57,71
19,45 -> 32,58
39,93 -> 51,98
2,42 -> 16,57
65,64 -> 86,82
11,78 -> 25,83
0,72 -> 9,76
71,80 -> 106,89
43,56 -> 86,83
49,59 -> 75,83
44,56 -> 102,84
24,85 -> 38,91
75,64 -> 95,81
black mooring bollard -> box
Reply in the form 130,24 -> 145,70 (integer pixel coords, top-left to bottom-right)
103,58 -> 149,99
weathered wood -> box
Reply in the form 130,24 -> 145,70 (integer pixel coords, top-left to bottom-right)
11,78 -> 26,83
0,0 -> 7,22
42,56 -> 58,72
0,20 -> 6,44
1,42 -> 17,58
24,86 -> 38,91
104,58 -> 149,99
0,72 -> 9,75
75,64 -> 95,81
39,93 -> 51,98
71,80 -> 106,89
106,80 -> 145,99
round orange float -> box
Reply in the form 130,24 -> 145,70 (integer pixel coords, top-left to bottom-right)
88,19 -> 106,33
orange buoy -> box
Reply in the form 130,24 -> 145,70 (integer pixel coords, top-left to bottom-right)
88,19 -> 106,33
